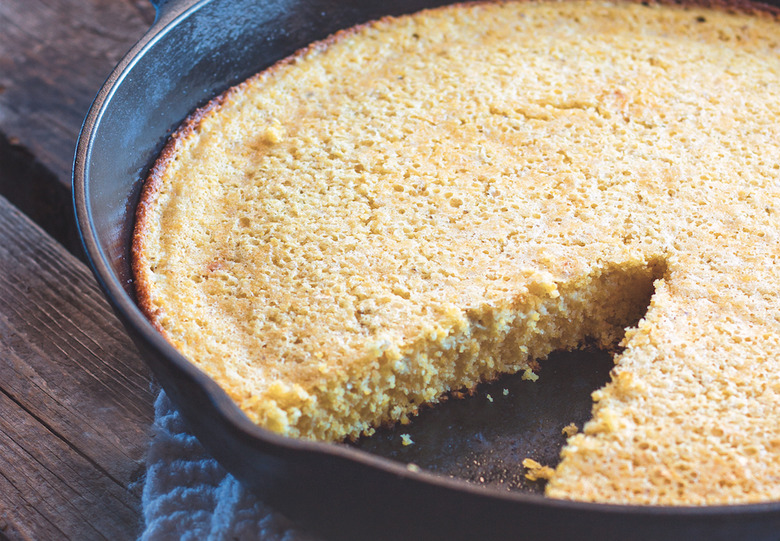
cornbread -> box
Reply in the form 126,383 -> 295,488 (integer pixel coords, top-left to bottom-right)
133,0 -> 780,505
524,458 -> 556,482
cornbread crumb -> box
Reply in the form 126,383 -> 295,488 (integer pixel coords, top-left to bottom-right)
523,458 -> 556,482
522,369 -> 539,383
401,434 -> 414,446
562,423 -> 579,437
134,0 -> 780,506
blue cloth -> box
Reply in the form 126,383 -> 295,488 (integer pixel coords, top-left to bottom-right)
140,391 -> 317,541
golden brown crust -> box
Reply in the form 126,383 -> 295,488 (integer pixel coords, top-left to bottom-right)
132,0 -> 780,505
133,95 -> 227,336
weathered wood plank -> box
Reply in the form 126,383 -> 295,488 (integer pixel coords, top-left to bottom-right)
0,0 -> 155,254
0,195 -> 155,540
0,0 -> 156,185
0,392 -> 141,540
0,132 -> 81,256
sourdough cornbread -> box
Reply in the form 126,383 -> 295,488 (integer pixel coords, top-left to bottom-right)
133,0 -> 780,505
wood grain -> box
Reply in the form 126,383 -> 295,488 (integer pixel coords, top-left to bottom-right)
0,0 -> 155,254
0,0 -> 155,186
0,195 -> 155,540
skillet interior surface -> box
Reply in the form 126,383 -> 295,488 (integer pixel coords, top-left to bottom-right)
74,0 -> 780,538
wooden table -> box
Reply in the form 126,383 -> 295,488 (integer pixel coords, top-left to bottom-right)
0,1 -> 159,538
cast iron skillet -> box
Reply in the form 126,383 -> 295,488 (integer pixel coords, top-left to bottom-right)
73,0 -> 780,539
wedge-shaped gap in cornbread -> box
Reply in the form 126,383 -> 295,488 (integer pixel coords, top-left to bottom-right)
351,348 -> 616,495
344,258 -> 668,469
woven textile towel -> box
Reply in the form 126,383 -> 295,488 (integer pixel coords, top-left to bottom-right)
140,391 -> 318,541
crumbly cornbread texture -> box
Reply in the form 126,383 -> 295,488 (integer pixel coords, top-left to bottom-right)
134,0 -> 780,505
